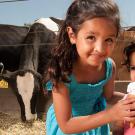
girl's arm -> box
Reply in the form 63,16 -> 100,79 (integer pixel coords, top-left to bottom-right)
52,82 -> 134,134
103,59 -> 125,104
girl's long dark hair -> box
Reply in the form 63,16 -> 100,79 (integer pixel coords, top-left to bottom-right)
44,0 -> 120,86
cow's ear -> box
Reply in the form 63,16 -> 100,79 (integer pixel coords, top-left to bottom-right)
50,17 -> 63,27
67,26 -> 76,44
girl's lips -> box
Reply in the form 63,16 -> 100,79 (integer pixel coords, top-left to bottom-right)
90,53 -> 106,57
90,54 -> 106,59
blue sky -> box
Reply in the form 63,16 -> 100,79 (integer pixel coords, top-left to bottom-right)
0,0 -> 135,27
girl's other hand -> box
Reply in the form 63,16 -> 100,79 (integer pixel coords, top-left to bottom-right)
107,98 -> 135,122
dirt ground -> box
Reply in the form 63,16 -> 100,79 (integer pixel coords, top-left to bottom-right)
0,112 -> 46,135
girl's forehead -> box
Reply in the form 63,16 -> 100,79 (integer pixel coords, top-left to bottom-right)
79,17 -> 117,36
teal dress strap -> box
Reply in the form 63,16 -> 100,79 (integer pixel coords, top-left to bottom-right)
44,81 -> 53,91
106,58 -> 113,81
45,81 -> 69,91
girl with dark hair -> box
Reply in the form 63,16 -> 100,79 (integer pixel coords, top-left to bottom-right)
44,0 -> 135,134
121,43 -> 135,135
123,43 -> 135,79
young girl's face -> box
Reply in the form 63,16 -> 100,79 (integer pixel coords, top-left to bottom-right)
69,17 -> 117,68
130,52 -> 135,81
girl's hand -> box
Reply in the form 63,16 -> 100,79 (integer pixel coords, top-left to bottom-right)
107,98 -> 135,122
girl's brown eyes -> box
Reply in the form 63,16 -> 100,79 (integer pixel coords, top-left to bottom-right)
130,66 -> 135,71
105,38 -> 116,45
86,36 -> 115,46
105,38 -> 113,43
87,36 -> 95,40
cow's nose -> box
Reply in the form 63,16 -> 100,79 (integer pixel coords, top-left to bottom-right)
0,62 -> 4,74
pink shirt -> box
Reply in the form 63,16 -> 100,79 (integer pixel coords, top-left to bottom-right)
124,122 -> 135,135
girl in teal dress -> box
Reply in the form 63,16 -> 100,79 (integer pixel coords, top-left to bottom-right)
44,0 -> 135,134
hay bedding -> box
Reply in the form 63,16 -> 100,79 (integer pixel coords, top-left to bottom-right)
0,112 -> 46,135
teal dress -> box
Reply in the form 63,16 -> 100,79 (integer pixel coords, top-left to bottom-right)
46,58 -> 112,135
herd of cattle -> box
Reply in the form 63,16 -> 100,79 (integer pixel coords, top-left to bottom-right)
0,17 -> 133,121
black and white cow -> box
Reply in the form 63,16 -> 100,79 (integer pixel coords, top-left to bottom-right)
0,17 -> 61,121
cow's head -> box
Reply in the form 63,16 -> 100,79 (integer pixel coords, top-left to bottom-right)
16,70 -> 41,121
